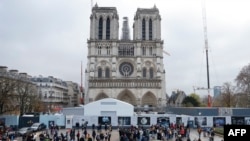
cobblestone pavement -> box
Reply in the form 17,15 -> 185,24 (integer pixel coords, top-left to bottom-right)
14,128 -> 224,141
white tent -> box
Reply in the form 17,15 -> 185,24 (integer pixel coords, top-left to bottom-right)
84,98 -> 134,116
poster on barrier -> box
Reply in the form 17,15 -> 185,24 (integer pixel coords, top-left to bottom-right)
157,117 -> 170,128
245,117 -> 250,125
213,117 -> 225,127
138,117 -> 150,126
176,117 -> 182,126
98,116 -> 111,125
118,117 -> 131,126
231,116 -> 244,125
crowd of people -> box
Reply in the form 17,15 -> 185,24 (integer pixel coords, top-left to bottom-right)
15,122 -> 221,141
117,123 -> 221,141
117,123 -> 191,141
33,123 -> 113,141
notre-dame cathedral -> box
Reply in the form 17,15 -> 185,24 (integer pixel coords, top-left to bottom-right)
85,4 -> 167,110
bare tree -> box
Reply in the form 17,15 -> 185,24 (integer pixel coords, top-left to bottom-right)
15,79 -> 39,115
0,75 -> 17,114
212,95 -> 223,107
235,63 -> 250,107
235,93 -> 248,107
220,82 -> 237,107
0,70 -> 46,115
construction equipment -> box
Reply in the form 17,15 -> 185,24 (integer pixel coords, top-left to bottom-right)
201,0 -> 212,107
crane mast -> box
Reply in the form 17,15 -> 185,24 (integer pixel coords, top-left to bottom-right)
202,0 -> 212,107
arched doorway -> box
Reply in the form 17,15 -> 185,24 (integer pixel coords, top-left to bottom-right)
95,93 -> 109,101
117,89 -> 136,106
141,92 -> 157,107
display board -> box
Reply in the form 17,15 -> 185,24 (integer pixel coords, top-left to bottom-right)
138,117 -> 150,126
98,116 -> 111,125
213,117 -> 226,127
118,117 -> 131,126
157,117 -> 170,128
231,116 -> 244,125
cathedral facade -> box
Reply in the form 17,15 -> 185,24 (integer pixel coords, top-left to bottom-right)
85,4 -> 167,110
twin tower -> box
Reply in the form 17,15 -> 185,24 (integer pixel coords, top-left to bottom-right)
85,4 -> 167,111
89,4 -> 161,41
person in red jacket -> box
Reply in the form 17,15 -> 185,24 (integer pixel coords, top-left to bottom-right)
179,127 -> 185,137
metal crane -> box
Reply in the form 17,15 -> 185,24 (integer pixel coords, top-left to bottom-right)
201,0 -> 212,107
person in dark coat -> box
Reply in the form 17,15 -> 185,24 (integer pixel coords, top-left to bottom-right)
100,133 -> 105,140
92,130 -> 96,141
104,123 -> 108,131
92,124 -> 95,130
84,129 -> 88,139
80,135 -> 85,141
77,130 -> 80,141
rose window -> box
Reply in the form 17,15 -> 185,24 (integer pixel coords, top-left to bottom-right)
119,62 -> 134,77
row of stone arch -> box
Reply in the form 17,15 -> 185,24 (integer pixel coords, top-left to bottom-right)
95,60 -> 157,78
95,89 -> 157,107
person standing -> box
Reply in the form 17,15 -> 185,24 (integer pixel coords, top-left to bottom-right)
197,127 -> 202,140
77,130 -> 80,141
92,124 -> 95,130
210,129 -> 215,141
104,123 -> 108,132
98,124 -> 102,133
80,135 -> 85,141
92,130 -> 96,141
84,129 -> 88,140
108,131 -> 111,141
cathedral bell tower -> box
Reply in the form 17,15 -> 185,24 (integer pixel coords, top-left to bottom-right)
86,4 -> 119,103
133,5 -> 161,41
89,4 -> 119,40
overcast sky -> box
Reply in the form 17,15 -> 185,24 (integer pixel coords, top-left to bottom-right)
1,0 -> 249,97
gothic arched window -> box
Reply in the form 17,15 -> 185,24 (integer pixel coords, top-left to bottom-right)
98,45 -> 102,55
149,46 -> 152,56
98,68 -> 102,78
106,46 -> 110,55
149,19 -> 153,40
142,68 -> 147,78
105,68 -> 110,78
106,17 -> 110,40
142,46 -> 146,56
98,17 -> 103,40
118,44 -> 134,56
149,68 -> 154,78
142,18 -> 146,40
